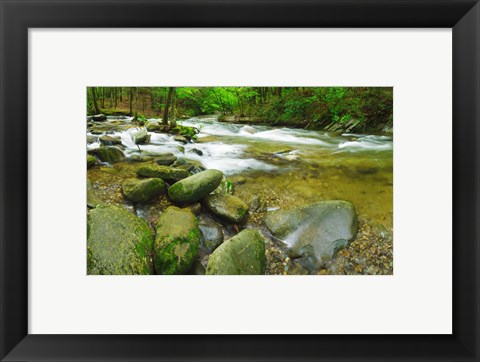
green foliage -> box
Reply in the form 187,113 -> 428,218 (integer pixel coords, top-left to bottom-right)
172,125 -> 197,140
86,86 -> 393,132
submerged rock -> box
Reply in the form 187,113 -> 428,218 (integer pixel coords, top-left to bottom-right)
87,154 -> 97,169
199,216 -> 224,254
206,229 -> 266,275
168,169 -> 223,205
203,194 -> 249,224
136,164 -> 190,183
132,129 -> 150,144
154,153 -> 177,166
176,161 -> 206,175
87,179 -> 105,208
92,146 -> 125,164
154,206 -> 201,274
264,200 -> 358,269
188,148 -> 203,156
173,135 -> 189,144
87,205 -> 154,275
122,178 -> 166,204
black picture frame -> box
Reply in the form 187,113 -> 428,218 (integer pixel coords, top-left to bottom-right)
1,0 -> 478,361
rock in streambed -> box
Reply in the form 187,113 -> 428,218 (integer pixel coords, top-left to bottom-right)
206,229 -> 266,275
122,178 -> 166,204
264,200 -> 358,269
168,169 -> 223,205
154,206 -> 201,274
87,205 -> 154,275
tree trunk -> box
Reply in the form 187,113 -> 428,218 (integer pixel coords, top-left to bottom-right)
129,87 -> 134,116
162,87 -> 175,125
91,87 -> 101,114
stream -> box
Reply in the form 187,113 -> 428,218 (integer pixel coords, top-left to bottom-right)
87,114 -> 393,275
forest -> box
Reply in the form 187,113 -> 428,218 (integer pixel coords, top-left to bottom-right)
87,87 -> 393,133
87,86 -> 393,275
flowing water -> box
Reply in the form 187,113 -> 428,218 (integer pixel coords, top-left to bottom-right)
87,115 -> 393,274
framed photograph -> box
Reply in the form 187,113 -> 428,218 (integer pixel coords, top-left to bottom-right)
1,0 -> 478,361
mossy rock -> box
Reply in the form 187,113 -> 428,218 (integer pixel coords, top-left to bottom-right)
91,114 -> 107,122
203,194 -> 249,224
99,135 -> 122,146
87,154 -> 97,169
154,153 -> 177,166
264,200 -> 358,269
122,178 -> 166,204
154,206 -> 201,274
136,164 -> 190,183
206,229 -> 266,275
87,205 -> 154,275
168,169 -> 223,205
92,146 -> 125,164
145,121 -> 161,132
132,129 -> 150,144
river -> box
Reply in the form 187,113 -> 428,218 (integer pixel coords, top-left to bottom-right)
87,114 -> 393,275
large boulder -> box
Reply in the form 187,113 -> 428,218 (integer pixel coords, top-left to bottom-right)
154,206 -> 201,274
203,194 -> 249,224
93,146 -> 125,164
87,205 -> 154,275
136,164 -> 190,183
168,169 -> 223,205
132,129 -> 150,144
206,229 -> 266,275
122,178 -> 166,204
264,200 -> 358,268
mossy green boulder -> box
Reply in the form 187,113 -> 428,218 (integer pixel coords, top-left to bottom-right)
122,178 -> 166,204
206,229 -> 266,275
168,169 -> 223,205
264,200 -> 358,268
93,146 -> 125,164
154,206 -> 201,274
136,164 -> 190,183
87,205 -> 154,275
87,154 -> 97,169
203,194 -> 249,224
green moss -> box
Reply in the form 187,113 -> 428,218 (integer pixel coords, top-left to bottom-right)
205,229 -> 266,275
154,206 -> 201,274
87,154 -> 97,169
87,205 -> 154,275
122,178 -> 166,204
136,164 -> 190,182
172,125 -> 197,140
167,169 -> 223,205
